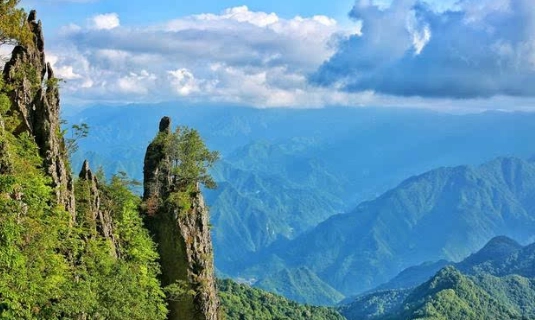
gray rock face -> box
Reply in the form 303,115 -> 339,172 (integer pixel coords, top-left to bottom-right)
143,116 -> 220,320
3,10 -> 75,218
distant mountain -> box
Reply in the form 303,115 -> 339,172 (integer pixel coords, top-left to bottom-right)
238,157 -> 535,296
341,236 -> 535,319
67,105 -> 535,280
375,236 -> 524,292
457,236 -> 524,273
206,140 -> 346,269
254,267 -> 345,306
460,241 -> 535,278
373,260 -> 451,292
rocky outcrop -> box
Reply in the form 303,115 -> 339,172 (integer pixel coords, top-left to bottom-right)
143,117 -> 220,320
2,10 -> 75,218
78,160 -> 117,256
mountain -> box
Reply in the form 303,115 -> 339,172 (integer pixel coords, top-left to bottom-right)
386,266 -> 521,320
341,236 -> 535,319
218,279 -> 345,320
457,236 -> 524,272
238,157 -> 535,296
375,236 -> 524,292
68,105 -> 535,279
338,289 -> 411,320
373,260 -> 452,292
207,141 -> 346,270
253,267 -> 345,306
341,268 -> 528,320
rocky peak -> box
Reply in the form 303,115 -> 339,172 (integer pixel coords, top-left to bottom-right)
159,116 -> 171,133
143,116 -> 173,204
143,117 -> 220,320
77,160 -> 117,255
2,10 -> 75,218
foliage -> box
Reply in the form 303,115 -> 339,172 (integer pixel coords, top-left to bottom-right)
81,172 -> 168,319
0,88 -> 72,318
339,289 -> 411,320
168,126 -> 219,189
0,75 -> 166,318
62,121 -> 89,155
0,0 -> 32,47
218,279 -> 345,320
163,280 -> 196,302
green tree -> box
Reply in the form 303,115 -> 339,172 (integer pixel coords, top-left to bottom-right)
0,0 -> 32,47
62,122 -> 89,155
169,126 -> 219,189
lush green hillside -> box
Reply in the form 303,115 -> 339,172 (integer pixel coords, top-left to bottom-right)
341,237 -> 535,319
0,39 -> 166,320
238,157 -> 535,296
388,267 -> 520,320
339,289 -> 410,320
254,267 -> 345,306
218,279 -> 345,320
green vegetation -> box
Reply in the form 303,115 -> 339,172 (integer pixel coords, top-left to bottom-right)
393,267 -> 519,320
0,0 -> 32,47
63,121 -> 89,155
169,126 -> 219,190
74,173 -> 167,319
339,289 -> 410,320
0,56 -> 166,318
341,237 -> 535,320
218,279 -> 345,320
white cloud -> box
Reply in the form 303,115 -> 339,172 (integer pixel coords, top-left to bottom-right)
89,13 -> 120,30
43,3 -> 535,111
47,6 -> 361,106
168,69 -> 200,96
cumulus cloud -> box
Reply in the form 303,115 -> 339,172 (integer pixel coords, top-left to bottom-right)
311,0 -> 535,99
89,13 -> 120,30
48,6 -> 368,106
44,3 -> 535,110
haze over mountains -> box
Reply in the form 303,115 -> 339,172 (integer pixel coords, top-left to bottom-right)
68,104 -> 535,305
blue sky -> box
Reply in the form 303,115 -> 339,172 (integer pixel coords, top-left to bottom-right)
23,0 -> 358,31
13,0 -> 535,111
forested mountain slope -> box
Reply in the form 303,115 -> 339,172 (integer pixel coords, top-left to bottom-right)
341,236 -> 535,320
241,157 -> 535,296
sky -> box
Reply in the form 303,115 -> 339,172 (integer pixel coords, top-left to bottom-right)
12,0 -> 535,112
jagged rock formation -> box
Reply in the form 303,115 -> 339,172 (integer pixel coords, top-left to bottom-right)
143,117 -> 220,320
2,10 -> 75,218
78,160 -> 117,256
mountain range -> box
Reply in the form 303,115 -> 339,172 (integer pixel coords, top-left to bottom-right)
340,236 -> 535,319
67,105 -> 535,273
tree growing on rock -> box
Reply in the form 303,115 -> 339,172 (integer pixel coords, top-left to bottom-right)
169,126 -> 219,190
